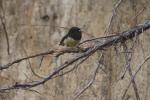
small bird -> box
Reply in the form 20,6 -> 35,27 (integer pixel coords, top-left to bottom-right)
59,27 -> 82,47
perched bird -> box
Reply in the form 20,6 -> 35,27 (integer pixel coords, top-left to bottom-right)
59,27 -> 82,47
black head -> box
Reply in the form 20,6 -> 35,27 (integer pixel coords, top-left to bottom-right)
68,27 -> 82,40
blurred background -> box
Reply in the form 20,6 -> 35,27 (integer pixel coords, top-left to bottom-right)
0,0 -> 150,100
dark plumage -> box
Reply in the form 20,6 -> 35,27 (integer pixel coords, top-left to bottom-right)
59,27 -> 82,47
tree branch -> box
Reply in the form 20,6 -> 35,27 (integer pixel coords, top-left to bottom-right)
0,19 -> 150,92
0,4 -> 10,55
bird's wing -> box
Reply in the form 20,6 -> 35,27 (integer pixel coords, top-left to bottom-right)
59,34 -> 68,45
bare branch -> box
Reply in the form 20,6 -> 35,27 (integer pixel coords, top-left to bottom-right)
53,55 -> 90,79
132,6 -> 146,20
73,56 -> 102,100
0,19 -> 150,92
104,0 -> 123,34
1,19 -> 150,71
122,54 -> 150,99
123,44 -> 140,100
0,4 -> 10,55
0,46 -> 95,92
0,48 -> 83,70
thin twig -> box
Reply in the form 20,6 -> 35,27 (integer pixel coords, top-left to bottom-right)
79,34 -> 118,45
53,55 -> 90,79
73,53 -> 103,100
22,46 -> 45,79
0,48 -> 84,70
122,44 -> 140,100
0,5 -> 10,55
38,56 -> 44,68
23,88 -> 42,95
0,50 -> 54,70
122,54 -> 150,99
132,6 -> 146,20
73,57 -> 101,100
121,37 -> 138,79
104,0 -> 123,34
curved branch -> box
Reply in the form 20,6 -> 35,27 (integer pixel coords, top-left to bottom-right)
0,47 -> 85,70
0,19 -> 150,92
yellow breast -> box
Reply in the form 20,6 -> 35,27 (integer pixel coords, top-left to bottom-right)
64,37 -> 80,47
